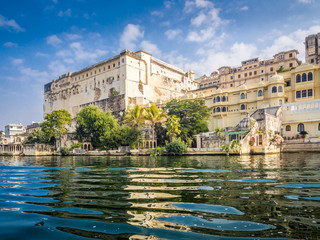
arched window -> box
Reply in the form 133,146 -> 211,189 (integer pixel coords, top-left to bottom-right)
213,97 -> 215,103
216,96 -> 221,102
213,108 -> 215,113
297,123 -> 304,132
278,86 -> 283,92
308,72 -> 313,81
286,125 -> 291,131
241,104 -> 246,110
216,107 -> 221,112
222,96 -> 226,102
258,90 -> 263,96
222,107 -> 226,112
318,123 -> 320,131
302,73 -> 307,82
272,86 -> 277,93
296,74 -> 301,83
241,93 -> 246,99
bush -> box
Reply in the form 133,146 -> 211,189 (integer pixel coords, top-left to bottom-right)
71,142 -> 83,149
151,146 -> 164,157
60,147 -> 69,156
165,139 -> 187,155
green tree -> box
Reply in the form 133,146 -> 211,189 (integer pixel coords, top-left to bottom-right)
165,115 -> 181,142
123,105 -> 146,149
24,129 -> 48,144
145,103 -> 167,148
75,105 -> 120,149
41,109 -> 72,146
214,127 -> 224,147
165,99 -> 210,146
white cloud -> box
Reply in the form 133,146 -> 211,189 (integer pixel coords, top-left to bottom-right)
297,0 -> 313,3
58,9 -> 72,17
151,11 -> 163,17
165,29 -> 182,40
20,67 -> 50,83
260,25 -> 320,59
64,33 -> 81,40
46,34 -> 62,46
239,6 -> 249,11
164,1 -> 173,9
3,41 -> 18,47
184,0 -> 214,13
69,42 -> 107,61
120,24 -> 144,50
187,27 -> 215,42
191,13 -> 207,27
12,58 -> 23,65
140,40 -> 161,57
35,52 -> 49,57
0,15 -> 25,32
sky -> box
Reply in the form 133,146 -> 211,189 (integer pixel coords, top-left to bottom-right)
1,0 -> 320,130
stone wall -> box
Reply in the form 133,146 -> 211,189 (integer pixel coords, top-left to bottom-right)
281,142 -> 320,152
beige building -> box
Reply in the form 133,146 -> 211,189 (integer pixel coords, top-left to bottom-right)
305,33 -> 320,65
44,49 -> 198,119
195,49 -> 300,98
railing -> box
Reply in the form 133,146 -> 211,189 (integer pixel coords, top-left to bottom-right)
282,99 -> 320,113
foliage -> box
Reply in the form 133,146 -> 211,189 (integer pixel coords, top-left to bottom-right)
165,99 -> 210,146
270,134 -> 283,145
60,147 -> 69,156
75,106 -> 120,149
151,146 -> 164,157
119,126 -> 140,149
165,139 -> 187,155
123,105 -> 146,148
145,103 -> 167,148
154,122 -> 167,147
70,142 -> 83,149
249,137 -> 255,147
299,131 -> 308,136
165,115 -> 181,142
24,129 -> 48,145
221,139 -> 240,154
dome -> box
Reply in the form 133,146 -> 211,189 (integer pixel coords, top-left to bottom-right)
269,72 -> 284,83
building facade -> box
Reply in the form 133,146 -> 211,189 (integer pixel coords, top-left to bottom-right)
4,123 -> 26,140
305,33 -> 320,65
44,50 -> 198,119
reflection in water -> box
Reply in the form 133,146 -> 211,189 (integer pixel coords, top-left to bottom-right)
0,153 -> 319,239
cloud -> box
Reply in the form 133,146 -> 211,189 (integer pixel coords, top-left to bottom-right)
12,58 -> 23,65
164,1 -> 173,9
260,25 -> 320,59
239,6 -> 249,11
64,33 -> 81,40
120,24 -> 144,50
3,41 -> 18,47
58,9 -> 72,17
140,40 -> 161,57
69,41 -> 107,61
0,15 -> 25,32
165,29 -> 182,40
46,34 -> 62,46
35,52 -> 49,57
297,0 -> 313,3
187,27 -> 215,42
191,13 -> 207,27
184,0 -> 214,13
151,11 -> 163,17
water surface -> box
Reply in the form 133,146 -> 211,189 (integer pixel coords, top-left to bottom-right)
0,153 -> 319,239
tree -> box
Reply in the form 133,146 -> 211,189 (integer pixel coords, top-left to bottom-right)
214,127 -> 224,147
145,103 -> 167,148
75,105 -> 120,149
165,99 -> 210,146
41,109 -> 72,146
165,115 -> 181,142
123,105 -> 146,149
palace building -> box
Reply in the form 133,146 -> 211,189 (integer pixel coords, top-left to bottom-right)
305,33 -> 320,65
44,49 -> 198,118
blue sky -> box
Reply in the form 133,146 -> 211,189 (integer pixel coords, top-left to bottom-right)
1,0 -> 320,130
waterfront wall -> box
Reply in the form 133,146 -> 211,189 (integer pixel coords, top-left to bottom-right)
281,142 -> 320,153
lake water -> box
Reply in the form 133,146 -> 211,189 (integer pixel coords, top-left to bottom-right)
0,153 -> 319,240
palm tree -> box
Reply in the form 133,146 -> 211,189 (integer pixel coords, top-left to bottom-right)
123,105 -> 146,149
145,104 -> 167,148
215,127 -> 224,147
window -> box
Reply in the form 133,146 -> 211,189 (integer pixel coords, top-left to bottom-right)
244,73 -> 247,77
296,74 -> 301,83
254,71 -> 257,75
241,104 -> 246,110
261,70 -> 264,73
286,125 -> 291,131
238,74 -> 241,78
308,72 -> 313,81
311,59 -> 314,63
258,90 -> 263,96
270,67 -> 273,71
249,72 -> 252,76
103,67 -> 105,71
99,68 -> 101,72
113,63 -> 115,67
285,81 -> 291,87
108,65 -> 110,69
213,108 -> 215,113
272,86 -> 277,93
261,77 -> 264,81
216,107 -> 221,112
289,63 -> 293,67
86,73 -> 88,77
222,96 -> 226,102
302,73 -> 307,82
318,123 -> 320,131
278,55 -> 284,60
278,86 -> 283,92
279,99 -> 283,105
296,91 -> 301,98
213,97 -> 215,103
216,96 -> 221,102
94,70 -> 96,74
308,89 -> 313,97
222,107 -> 226,112
302,90 -> 307,97
297,123 -> 304,133
230,76 -> 233,80
289,53 -> 293,58
122,58 -> 124,63
241,93 -> 246,99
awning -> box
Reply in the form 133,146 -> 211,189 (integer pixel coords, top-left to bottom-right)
221,130 -> 249,135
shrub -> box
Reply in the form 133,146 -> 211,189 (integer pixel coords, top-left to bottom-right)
165,139 -> 187,155
60,147 -> 69,156
151,146 -> 163,157
71,142 -> 83,149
